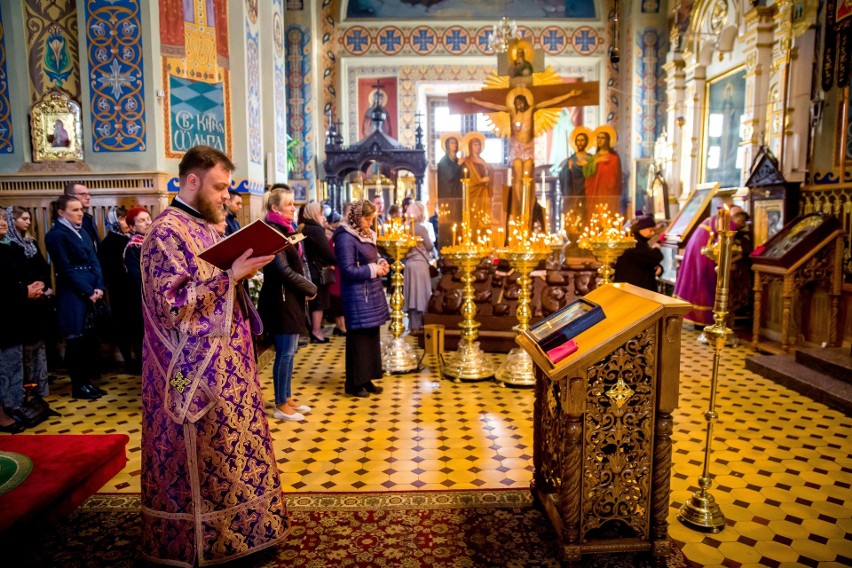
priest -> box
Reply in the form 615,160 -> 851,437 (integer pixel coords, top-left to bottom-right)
138,145 -> 286,567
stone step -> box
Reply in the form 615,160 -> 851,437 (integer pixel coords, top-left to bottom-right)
745,354 -> 852,416
795,347 -> 852,385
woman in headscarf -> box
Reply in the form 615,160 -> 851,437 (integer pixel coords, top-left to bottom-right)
332,200 -> 390,398
7,206 -> 53,399
258,186 -> 317,422
44,195 -> 106,400
123,206 -> 152,372
98,206 -> 135,371
402,202 -> 434,335
299,201 -> 336,343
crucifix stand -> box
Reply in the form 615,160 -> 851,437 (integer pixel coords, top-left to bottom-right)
448,81 -> 598,234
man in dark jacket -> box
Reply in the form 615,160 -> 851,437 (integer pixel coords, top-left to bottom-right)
64,182 -> 101,252
225,190 -> 243,235
613,214 -> 663,292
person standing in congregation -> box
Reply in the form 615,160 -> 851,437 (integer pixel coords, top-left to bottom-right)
299,201 -> 336,343
122,206 -> 152,373
64,182 -> 101,252
99,206 -> 135,371
45,195 -> 106,400
225,189 -> 242,236
403,201 -> 434,336
258,186 -> 317,422
138,146 -> 287,566
333,199 -> 390,398
613,214 -> 663,291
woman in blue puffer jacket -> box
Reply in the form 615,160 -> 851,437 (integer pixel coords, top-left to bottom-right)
332,199 -> 390,397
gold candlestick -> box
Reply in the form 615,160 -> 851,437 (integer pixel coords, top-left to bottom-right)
494,249 -> 549,387
440,218 -> 494,382
377,220 -> 421,374
578,205 -> 635,284
678,208 -> 733,533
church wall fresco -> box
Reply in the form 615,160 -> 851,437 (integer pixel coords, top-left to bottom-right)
85,0 -> 146,153
0,5 -> 13,154
160,0 -> 231,160
344,0 -> 597,20
272,0 -> 288,179
246,7 -> 261,165
24,0 -> 80,102
286,24 -> 315,185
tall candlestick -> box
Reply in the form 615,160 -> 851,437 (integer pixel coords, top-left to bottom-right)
521,172 -> 528,231
462,173 -> 470,241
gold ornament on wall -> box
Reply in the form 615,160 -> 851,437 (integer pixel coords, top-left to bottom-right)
30,89 -> 84,163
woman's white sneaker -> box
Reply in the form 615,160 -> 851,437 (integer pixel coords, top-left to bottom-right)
273,409 -> 305,421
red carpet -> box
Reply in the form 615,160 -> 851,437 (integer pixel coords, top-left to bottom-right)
0,434 -> 128,532
5,489 -> 694,567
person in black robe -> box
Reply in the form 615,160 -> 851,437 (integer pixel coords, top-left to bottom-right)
613,215 -> 663,292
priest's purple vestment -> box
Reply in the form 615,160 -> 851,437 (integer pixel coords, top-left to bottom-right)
139,206 -> 288,567
673,216 -> 733,326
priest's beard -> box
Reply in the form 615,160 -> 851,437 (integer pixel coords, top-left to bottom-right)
193,194 -> 226,224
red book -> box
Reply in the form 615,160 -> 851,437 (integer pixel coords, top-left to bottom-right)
198,219 -> 305,270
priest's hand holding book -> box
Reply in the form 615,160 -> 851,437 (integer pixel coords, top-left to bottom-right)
198,218 -> 307,279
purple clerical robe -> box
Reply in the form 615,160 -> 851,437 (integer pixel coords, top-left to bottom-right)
673,216 -> 733,326
139,206 -> 288,567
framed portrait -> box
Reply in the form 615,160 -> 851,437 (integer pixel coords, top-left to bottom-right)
752,198 -> 786,247
648,169 -> 671,222
662,181 -> 719,247
631,158 -> 654,218
30,90 -> 83,162
701,67 -> 746,188
289,179 -> 309,203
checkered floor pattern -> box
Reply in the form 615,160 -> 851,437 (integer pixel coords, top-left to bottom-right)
12,326 -> 852,567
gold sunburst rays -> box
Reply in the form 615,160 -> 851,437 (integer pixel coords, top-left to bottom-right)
479,67 -> 567,139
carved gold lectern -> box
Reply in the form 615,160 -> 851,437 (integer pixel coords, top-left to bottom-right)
516,283 -> 690,562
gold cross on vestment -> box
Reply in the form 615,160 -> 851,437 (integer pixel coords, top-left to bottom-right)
170,371 -> 191,394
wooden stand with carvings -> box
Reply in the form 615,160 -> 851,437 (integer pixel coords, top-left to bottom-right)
516,284 -> 690,562
750,213 -> 844,354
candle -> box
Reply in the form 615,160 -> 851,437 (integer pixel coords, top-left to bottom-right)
520,172 -> 528,231
374,216 -> 379,234
462,177 -> 470,234
713,208 -> 734,316
452,223 -> 457,247
716,205 -> 730,233
540,170 -> 546,200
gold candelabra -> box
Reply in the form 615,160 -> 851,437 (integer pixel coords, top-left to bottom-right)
440,176 -> 494,381
495,176 -> 564,387
376,218 -> 422,374
577,205 -> 635,284
678,207 -> 734,533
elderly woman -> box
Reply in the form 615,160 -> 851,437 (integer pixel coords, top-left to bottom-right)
403,202 -> 435,335
258,186 -> 317,422
332,200 -> 390,398
45,195 -> 106,400
98,206 -> 134,370
123,206 -> 153,371
299,201 -> 336,343
7,206 -> 53,398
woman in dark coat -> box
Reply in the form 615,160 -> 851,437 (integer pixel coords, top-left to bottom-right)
98,206 -> 133,370
258,187 -> 317,422
299,202 -> 336,343
122,206 -> 152,372
7,206 -> 53,398
613,215 -> 663,292
44,195 -> 106,400
332,200 -> 390,398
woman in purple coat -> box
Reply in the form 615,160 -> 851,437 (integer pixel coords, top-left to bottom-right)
332,200 -> 390,398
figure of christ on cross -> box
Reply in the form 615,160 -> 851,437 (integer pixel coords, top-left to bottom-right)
448,81 -> 599,234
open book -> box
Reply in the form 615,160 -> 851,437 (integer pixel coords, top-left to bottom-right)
198,219 -> 306,270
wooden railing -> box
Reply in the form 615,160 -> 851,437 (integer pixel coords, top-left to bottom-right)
800,184 -> 852,280
0,172 -> 172,254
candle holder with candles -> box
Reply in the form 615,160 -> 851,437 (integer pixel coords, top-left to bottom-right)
577,205 -> 636,284
376,217 -> 422,374
440,174 -> 494,381
494,176 -> 562,387
678,206 -> 733,533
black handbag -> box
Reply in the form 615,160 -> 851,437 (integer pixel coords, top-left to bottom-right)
83,299 -> 111,334
14,387 -> 60,428
320,266 -> 336,286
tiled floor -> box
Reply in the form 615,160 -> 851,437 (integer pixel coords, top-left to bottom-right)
12,327 -> 852,567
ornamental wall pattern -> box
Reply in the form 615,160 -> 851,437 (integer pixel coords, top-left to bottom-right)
85,0 -> 146,153
0,6 -> 12,154
25,0 -> 80,101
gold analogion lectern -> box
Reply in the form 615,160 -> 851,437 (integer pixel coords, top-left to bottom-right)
516,283 -> 690,562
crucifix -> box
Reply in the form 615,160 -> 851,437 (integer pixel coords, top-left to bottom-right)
448,78 -> 599,232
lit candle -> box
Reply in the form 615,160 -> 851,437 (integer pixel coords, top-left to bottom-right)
716,205 -> 730,233
452,223 -> 457,247
521,172 -> 528,232
374,216 -> 379,234
462,176 -> 470,236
